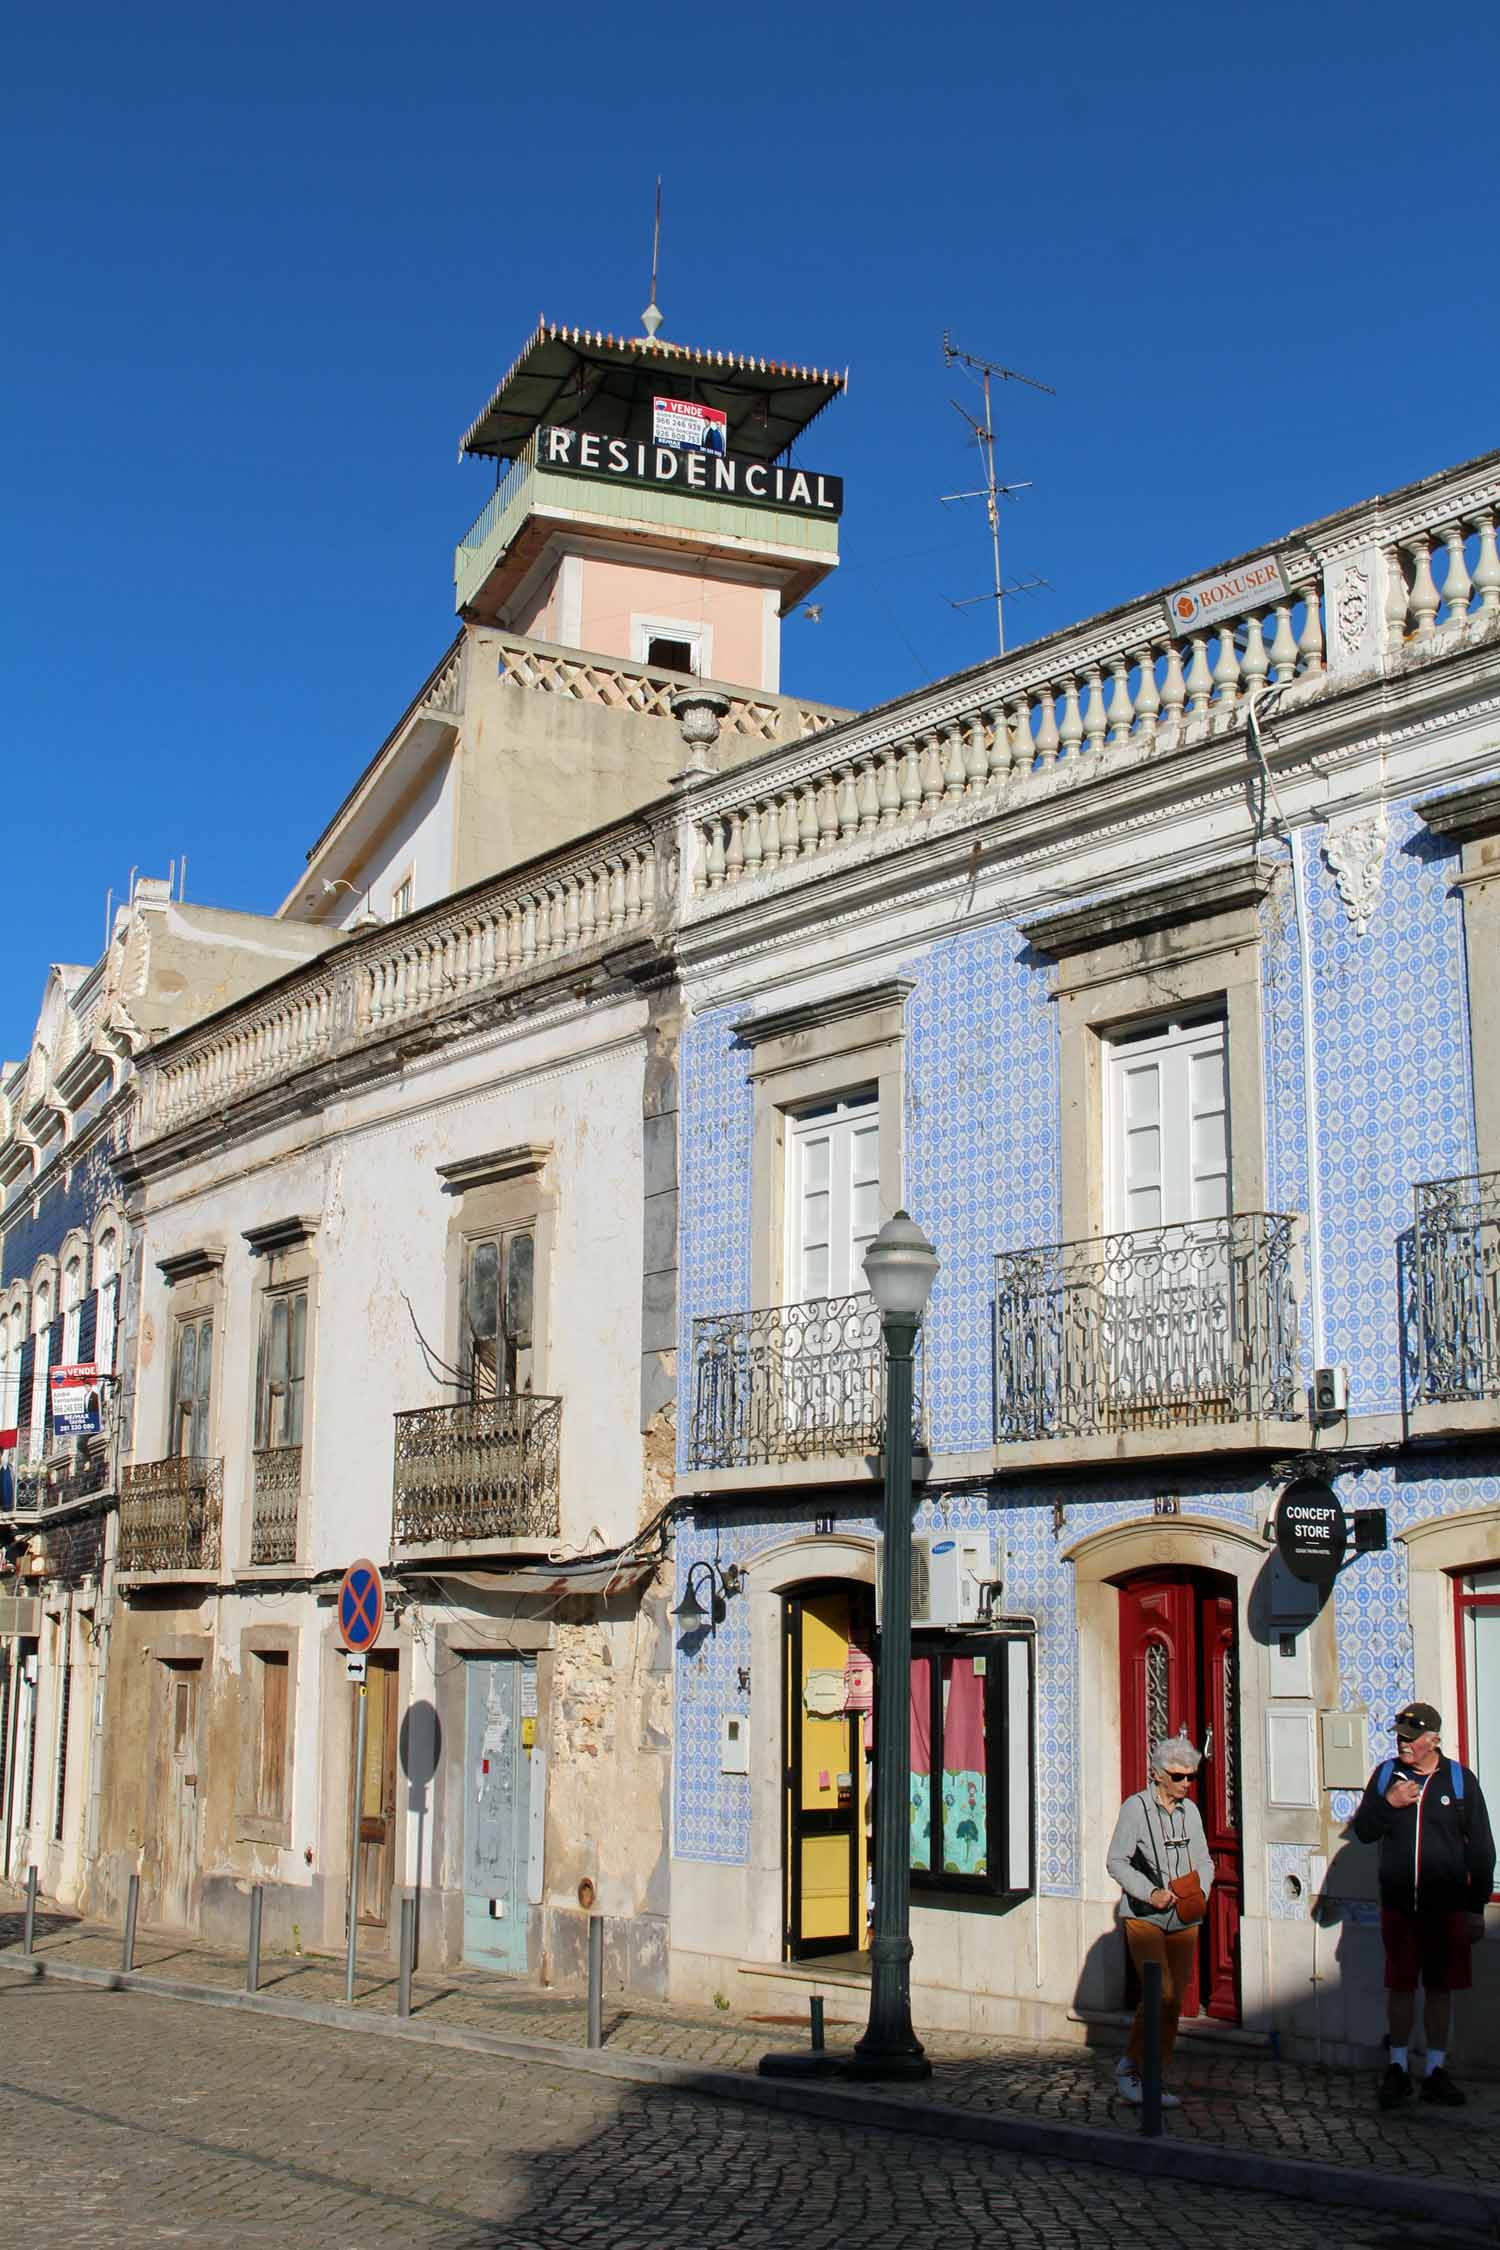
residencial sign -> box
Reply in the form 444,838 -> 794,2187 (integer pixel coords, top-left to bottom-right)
537,423 -> 843,518
1164,552 -> 1290,636
1274,1476 -> 1348,1584
48,1363 -> 101,1440
652,395 -> 727,454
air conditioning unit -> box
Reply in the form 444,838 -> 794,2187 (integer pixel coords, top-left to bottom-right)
878,1534 -> 1001,1628
0,1596 -> 41,1638
1310,1365 -> 1349,1421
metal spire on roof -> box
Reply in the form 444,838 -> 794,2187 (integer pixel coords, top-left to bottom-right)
641,177 -> 663,341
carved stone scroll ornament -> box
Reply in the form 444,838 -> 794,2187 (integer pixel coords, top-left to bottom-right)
1335,564 -> 1369,657
1322,803 -> 1389,936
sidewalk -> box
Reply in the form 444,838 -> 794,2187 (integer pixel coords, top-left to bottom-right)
4,1886 -> 1496,2235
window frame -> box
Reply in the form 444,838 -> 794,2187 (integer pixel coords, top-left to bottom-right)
784,1086 -> 880,1305
1453,1568 -> 1500,1902
1103,1008 -> 1231,1234
908,1627 -> 1035,1905
254,1286 -> 308,1451
460,1224 -> 536,1400
169,1313 -> 215,1459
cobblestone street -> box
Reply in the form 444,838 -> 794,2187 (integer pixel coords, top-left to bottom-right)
0,1973 -> 1481,2250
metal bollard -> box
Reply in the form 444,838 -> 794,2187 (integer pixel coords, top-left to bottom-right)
397,1895 -> 415,2021
22,1867 -> 37,1957
809,1995 -> 825,2053
1140,1959 -> 1163,2138
246,1885 -> 263,1995
122,1873 -> 139,1973
586,1912 -> 604,2050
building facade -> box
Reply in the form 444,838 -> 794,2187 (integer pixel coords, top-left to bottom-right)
667,451 -> 1500,2067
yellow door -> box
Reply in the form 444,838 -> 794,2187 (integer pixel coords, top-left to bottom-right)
784,1587 -> 871,1959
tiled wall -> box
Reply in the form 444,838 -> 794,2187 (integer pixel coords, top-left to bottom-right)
1,1132 -> 122,1288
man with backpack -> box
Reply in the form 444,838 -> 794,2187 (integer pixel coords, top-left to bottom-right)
1352,1700 -> 1494,2108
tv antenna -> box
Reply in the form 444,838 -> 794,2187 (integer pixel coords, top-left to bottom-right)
642,178 -> 664,339
940,332 -> 1055,655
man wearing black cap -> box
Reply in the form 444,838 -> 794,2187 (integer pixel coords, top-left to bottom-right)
1352,1700 -> 1494,2108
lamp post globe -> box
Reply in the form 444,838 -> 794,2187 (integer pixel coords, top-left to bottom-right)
848,1208 -> 938,2080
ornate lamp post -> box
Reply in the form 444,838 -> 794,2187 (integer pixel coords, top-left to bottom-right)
847,1209 -> 939,2081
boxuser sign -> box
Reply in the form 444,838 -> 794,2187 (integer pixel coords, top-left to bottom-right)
537,424 -> 843,519
1274,1476 -> 1348,1584
1164,552 -> 1290,636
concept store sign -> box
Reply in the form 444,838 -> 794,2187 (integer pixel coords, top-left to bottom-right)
537,424 -> 843,518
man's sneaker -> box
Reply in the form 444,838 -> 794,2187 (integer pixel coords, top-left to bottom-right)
1379,2062 -> 1413,2109
1421,2065 -> 1466,2107
1115,2062 -> 1144,2105
1159,2087 -> 1182,2109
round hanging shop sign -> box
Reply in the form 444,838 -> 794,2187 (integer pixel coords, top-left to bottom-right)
1274,1477 -> 1348,1583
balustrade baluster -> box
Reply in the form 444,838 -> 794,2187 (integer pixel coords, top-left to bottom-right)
721,813 -> 742,884
756,800 -> 779,869
1439,522 -> 1473,631
836,766 -> 861,839
1297,586 -> 1325,674
1035,687 -> 1061,767
1134,646 -> 1162,741
798,785 -> 821,857
609,859 -> 627,929
1106,660 -> 1133,748
1054,675 -> 1081,762
703,819 -> 726,890
1270,602 -> 1298,682
641,848 -> 659,917
1405,535 -> 1440,635
1082,667 -> 1107,758
1213,624 -> 1241,724
965,713 -> 989,789
1160,641 -> 1187,732
877,750 -> 902,827
1240,610 -> 1269,703
624,854 -> 643,923
898,740 -> 923,821
1185,634 -> 1213,726
1471,508 -> 1500,617
917,734 -> 943,811
1008,697 -> 1034,773
520,899 -> 538,965
941,726 -> 966,803
742,805 -> 765,877
858,762 -> 882,833
778,796 -> 799,861
818,773 -> 841,853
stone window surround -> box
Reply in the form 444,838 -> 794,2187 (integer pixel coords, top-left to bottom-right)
1417,781 -> 1500,1176
735,980 -> 912,1310
1020,861 -> 1277,1246
235,1623 -> 299,1847
1400,1506 -> 1500,1777
154,1248 -> 224,1462
90,1201 -> 125,1272
241,1219 -> 320,1573
437,1146 -> 555,1395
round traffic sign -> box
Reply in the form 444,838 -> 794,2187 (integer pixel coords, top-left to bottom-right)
1274,1477 -> 1348,1584
338,1558 -> 384,1652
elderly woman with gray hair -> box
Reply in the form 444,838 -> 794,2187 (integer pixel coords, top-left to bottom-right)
1106,1734 -> 1216,2106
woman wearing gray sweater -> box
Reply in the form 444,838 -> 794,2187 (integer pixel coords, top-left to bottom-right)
1106,1734 -> 1216,2106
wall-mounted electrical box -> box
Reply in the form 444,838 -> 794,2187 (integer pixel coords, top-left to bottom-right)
720,1714 -> 750,1775
1267,1708 -> 1319,1807
1320,1709 -> 1370,1790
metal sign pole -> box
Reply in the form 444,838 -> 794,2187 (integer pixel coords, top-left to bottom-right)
345,1679 -> 368,2007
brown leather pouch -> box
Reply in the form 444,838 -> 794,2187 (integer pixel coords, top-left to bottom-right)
1169,1873 -> 1207,1925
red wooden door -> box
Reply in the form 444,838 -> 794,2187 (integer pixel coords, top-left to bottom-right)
1118,1570 -> 1241,2023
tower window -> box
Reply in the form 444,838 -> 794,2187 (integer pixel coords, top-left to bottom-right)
645,635 -> 696,677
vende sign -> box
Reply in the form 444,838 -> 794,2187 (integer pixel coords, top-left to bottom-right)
1274,1476 -> 1348,1584
1164,552 -> 1290,636
537,424 -> 843,518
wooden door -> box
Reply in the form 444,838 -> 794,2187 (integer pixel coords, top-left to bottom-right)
158,1662 -> 202,1930
1118,1570 -> 1241,2022
461,1656 -> 535,1976
353,1654 -> 400,1928
783,1586 -> 871,1958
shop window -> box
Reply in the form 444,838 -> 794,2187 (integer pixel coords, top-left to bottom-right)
909,1631 -> 1033,1900
1456,1568 -> 1500,1895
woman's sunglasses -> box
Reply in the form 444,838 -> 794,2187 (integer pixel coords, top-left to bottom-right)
1162,1770 -> 1194,1782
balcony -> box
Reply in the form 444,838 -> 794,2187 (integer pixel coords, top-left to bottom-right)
687,1293 -> 924,1482
993,1214 -> 1304,1469
118,1455 -> 224,1577
249,1446 -> 302,1567
391,1394 -> 562,1552
12,1445 -> 111,1515
1411,1170 -> 1500,1434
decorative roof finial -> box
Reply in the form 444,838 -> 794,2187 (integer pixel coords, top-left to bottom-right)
641,176 -> 663,340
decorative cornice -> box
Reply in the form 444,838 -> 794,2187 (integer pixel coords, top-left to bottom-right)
243,1216 -> 319,1257
156,1246 -> 225,1284
437,1144 -> 551,1195
1416,776 -> 1500,843
1019,858 -> 1278,959
733,978 -> 915,1049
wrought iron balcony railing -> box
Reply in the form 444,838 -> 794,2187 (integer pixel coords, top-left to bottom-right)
118,1455 -> 224,1574
688,1293 -> 924,1471
250,1446 -> 302,1566
391,1394 -> 562,1548
994,1213 -> 1301,1443
1413,1170 -> 1500,1406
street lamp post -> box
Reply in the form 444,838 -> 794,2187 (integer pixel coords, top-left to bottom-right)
847,1209 -> 939,2082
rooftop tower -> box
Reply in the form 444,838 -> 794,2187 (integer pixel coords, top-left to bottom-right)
453,317 -> 846,694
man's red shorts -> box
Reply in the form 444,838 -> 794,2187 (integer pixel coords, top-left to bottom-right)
1381,1907 -> 1473,1992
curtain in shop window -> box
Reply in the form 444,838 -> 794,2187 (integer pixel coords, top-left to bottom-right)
941,1657 -> 987,1876
909,1655 -> 932,1871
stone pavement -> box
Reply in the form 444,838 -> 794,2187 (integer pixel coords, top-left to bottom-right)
0,1974 -> 1479,2250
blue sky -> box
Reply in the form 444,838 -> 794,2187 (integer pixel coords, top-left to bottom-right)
5,0 -> 1497,1055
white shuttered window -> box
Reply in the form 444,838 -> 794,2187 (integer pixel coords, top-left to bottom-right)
787,1092 -> 880,1301
1106,1015 -> 1230,1234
